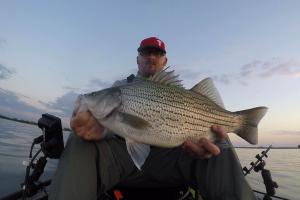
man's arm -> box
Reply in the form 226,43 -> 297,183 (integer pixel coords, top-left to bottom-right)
182,125 -> 227,159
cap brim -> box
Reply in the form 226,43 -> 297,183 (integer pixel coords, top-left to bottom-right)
137,46 -> 166,53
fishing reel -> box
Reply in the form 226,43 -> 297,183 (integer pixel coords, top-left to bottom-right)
20,113 -> 64,199
243,145 -> 278,200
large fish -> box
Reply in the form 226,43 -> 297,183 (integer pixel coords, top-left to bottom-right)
75,69 -> 267,167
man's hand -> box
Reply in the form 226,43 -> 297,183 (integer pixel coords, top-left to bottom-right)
182,125 -> 227,159
70,111 -> 105,141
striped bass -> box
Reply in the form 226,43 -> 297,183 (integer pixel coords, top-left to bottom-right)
75,69 -> 267,167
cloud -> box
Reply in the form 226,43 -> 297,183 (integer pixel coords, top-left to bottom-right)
240,58 -> 300,78
0,88 -> 41,113
0,77 -> 106,121
63,78 -> 112,95
260,60 -> 300,78
174,66 -> 217,88
0,88 -> 78,128
0,64 -> 15,80
0,37 -> 6,46
87,78 -> 111,89
211,58 -> 300,85
46,91 -> 79,117
62,78 -> 112,94
0,87 -> 79,122
212,74 -> 232,85
240,60 -> 262,77
62,86 -> 82,91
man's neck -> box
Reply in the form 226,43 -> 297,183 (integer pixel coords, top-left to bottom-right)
137,68 -> 165,79
136,71 -> 150,80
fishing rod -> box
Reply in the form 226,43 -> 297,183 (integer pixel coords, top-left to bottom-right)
243,144 -> 272,176
242,145 -> 289,200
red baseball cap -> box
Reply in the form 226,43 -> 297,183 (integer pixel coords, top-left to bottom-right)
137,37 -> 166,53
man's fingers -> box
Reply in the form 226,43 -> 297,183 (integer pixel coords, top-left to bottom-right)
182,139 -> 215,159
199,138 -> 220,156
70,111 -> 103,141
70,112 -> 90,128
182,140 -> 204,155
211,125 -> 227,139
181,125 -> 228,159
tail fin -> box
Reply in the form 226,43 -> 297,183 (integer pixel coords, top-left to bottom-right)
235,106 -> 268,144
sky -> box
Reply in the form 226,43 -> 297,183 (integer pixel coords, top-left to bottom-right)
0,1 -> 299,147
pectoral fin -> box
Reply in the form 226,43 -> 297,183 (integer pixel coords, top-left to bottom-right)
126,138 -> 150,170
118,112 -> 151,129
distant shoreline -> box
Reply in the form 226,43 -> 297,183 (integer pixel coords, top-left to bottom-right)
0,114 -> 71,132
0,114 -> 37,125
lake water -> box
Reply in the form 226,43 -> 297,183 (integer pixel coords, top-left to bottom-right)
236,149 -> 299,200
0,118 -> 299,199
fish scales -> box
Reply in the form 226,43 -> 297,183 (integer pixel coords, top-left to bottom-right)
123,83 -> 224,121
122,83 -> 238,127
128,85 -> 235,126
121,85 -> 237,132
118,81 -> 241,145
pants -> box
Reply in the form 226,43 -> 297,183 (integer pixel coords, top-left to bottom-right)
49,133 -> 256,200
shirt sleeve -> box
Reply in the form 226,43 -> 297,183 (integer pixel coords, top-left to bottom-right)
112,79 -> 127,87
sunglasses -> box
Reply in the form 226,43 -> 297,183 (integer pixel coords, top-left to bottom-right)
139,49 -> 165,57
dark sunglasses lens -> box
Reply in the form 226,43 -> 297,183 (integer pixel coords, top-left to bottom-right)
140,50 -> 164,56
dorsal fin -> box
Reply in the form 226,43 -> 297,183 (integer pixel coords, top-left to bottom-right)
149,66 -> 183,88
191,77 -> 225,108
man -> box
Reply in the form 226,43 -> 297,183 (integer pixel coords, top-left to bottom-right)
49,37 -> 256,200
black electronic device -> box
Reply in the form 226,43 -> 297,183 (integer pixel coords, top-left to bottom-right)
37,113 -> 64,159
20,113 -> 65,199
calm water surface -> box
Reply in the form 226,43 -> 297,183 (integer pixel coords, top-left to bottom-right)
0,118 -> 299,199
0,118 -> 68,196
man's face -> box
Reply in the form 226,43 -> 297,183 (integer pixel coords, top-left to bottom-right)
137,48 -> 167,77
